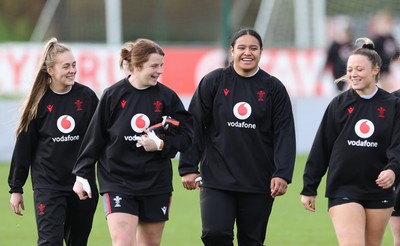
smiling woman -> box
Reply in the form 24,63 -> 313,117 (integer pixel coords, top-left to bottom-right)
7,37 -> 99,245
301,43 -> 400,246
179,27 -> 296,246
346,44 -> 381,96
46,51 -> 77,93
230,31 -> 263,77
71,38 -> 193,246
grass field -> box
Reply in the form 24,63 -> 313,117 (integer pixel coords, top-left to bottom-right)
0,156 -> 395,245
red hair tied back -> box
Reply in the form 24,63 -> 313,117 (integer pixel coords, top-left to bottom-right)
120,48 -> 131,62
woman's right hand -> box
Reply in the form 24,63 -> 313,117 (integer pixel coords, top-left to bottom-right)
73,176 -> 92,200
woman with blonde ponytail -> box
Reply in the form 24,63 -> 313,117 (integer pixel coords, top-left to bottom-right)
8,38 -> 99,245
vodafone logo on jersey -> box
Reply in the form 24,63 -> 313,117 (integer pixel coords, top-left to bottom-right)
347,119 -> 378,148
131,114 -> 150,133
354,119 -> 374,138
227,102 -> 256,129
57,115 -> 75,133
52,115 -> 79,142
233,102 -> 252,120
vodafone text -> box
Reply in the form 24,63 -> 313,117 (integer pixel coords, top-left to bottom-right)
227,121 -> 256,129
347,139 -> 378,148
124,135 -> 141,141
52,135 -> 79,142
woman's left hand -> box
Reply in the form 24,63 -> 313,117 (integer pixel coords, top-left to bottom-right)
376,169 -> 395,189
138,130 -> 163,152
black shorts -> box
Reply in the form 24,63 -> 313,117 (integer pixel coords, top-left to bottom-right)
102,192 -> 172,222
328,197 -> 394,209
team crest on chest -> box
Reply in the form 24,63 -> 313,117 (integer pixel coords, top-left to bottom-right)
257,90 -> 265,101
153,100 -> 162,112
377,107 -> 386,118
74,100 -> 83,111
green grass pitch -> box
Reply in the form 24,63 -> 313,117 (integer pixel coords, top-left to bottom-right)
0,156 -> 394,245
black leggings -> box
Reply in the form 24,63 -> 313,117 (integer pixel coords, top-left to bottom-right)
200,188 -> 274,246
33,188 -> 98,246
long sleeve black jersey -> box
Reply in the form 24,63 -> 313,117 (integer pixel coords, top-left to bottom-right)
301,88 -> 400,200
179,65 -> 296,194
72,78 -> 193,196
8,82 -> 98,193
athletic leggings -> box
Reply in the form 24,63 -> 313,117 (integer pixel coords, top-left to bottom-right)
200,187 -> 274,246
33,188 -> 98,246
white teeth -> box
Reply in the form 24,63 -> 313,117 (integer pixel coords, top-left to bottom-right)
242,58 -> 252,61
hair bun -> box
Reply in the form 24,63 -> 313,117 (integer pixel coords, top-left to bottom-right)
362,43 -> 375,50
120,48 -> 131,61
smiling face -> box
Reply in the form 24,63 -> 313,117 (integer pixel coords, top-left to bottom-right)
347,54 -> 380,95
231,34 -> 262,77
130,53 -> 164,89
47,51 -> 76,93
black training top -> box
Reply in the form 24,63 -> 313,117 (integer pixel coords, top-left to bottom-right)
301,88 -> 400,200
8,82 -> 98,194
72,77 -> 193,196
179,65 -> 296,194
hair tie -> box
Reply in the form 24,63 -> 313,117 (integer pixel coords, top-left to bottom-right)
362,43 -> 375,50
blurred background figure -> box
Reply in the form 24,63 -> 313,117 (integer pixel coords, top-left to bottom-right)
370,9 -> 400,91
319,15 -> 354,93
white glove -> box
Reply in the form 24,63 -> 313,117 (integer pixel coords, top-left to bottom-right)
76,176 -> 91,195
147,130 -> 163,151
195,176 -> 203,185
